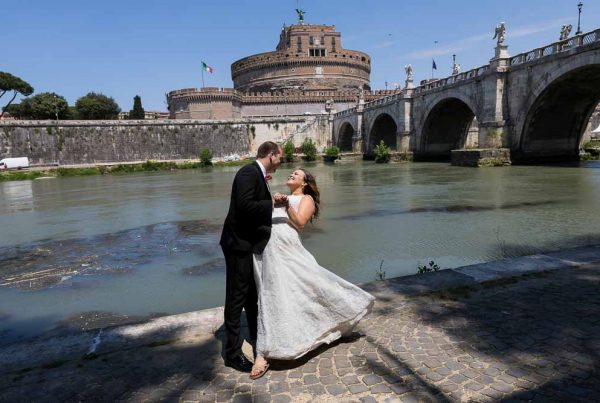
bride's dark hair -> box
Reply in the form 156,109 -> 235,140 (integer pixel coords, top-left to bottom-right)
298,168 -> 320,220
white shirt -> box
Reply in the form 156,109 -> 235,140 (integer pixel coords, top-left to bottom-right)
256,160 -> 267,178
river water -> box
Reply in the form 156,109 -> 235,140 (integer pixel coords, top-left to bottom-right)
1,160 -> 600,343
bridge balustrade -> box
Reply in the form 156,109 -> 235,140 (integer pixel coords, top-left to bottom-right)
510,28 -> 600,66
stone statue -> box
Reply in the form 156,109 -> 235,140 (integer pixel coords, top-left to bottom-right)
452,63 -> 461,75
559,24 -> 572,41
493,22 -> 506,45
295,8 -> 305,24
404,64 -> 413,80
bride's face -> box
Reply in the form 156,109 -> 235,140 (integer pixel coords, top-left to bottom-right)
286,169 -> 306,192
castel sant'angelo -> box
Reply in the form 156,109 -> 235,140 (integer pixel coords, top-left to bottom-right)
166,11 -> 398,120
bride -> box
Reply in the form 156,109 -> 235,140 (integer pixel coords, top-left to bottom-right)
250,168 -> 375,379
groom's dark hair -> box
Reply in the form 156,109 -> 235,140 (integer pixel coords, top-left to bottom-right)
256,141 -> 281,158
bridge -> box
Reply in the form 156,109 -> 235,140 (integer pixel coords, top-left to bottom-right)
332,27 -> 600,164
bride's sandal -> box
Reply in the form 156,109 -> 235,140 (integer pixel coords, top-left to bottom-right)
249,357 -> 270,380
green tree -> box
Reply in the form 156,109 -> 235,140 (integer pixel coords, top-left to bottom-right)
129,95 -> 145,119
25,92 -> 69,120
282,140 -> 295,162
2,103 -> 27,119
66,106 -> 80,120
323,145 -> 341,162
374,140 -> 391,163
75,92 -> 121,120
199,148 -> 213,166
301,138 -> 317,161
0,72 -> 34,118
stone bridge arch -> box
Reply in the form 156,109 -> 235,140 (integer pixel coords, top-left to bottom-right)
513,59 -> 600,162
336,122 -> 356,152
416,93 -> 480,161
332,114 -> 359,152
365,112 -> 399,154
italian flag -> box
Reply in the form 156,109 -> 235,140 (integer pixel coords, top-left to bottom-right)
202,62 -> 214,74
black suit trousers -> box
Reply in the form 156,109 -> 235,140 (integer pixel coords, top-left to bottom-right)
222,246 -> 258,360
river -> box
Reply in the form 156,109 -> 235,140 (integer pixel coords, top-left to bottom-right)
1,160 -> 600,343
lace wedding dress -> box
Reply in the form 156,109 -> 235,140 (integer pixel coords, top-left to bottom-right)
253,195 -> 375,360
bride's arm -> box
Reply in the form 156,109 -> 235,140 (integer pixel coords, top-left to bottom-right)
286,196 -> 315,230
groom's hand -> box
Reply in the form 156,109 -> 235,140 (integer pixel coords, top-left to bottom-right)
273,193 -> 288,207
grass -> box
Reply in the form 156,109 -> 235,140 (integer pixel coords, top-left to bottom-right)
0,159 -> 254,181
0,171 -> 47,181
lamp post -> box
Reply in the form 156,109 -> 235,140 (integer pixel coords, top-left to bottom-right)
53,94 -> 60,127
576,2 -> 583,35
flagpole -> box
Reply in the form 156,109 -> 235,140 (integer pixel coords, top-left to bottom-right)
201,65 -> 205,89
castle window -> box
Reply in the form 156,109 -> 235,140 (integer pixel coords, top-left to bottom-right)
309,36 -> 314,45
309,48 -> 326,57
332,37 -> 336,52
297,36 -> 302,52
320,36 -> 325,46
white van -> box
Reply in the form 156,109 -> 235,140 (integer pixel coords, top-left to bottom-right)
0,157 -> 30,170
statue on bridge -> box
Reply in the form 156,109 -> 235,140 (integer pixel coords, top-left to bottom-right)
493,22 -> 506,45
404,64 -> 413,81
452,63 -> 461,75
559,24 -> 573,41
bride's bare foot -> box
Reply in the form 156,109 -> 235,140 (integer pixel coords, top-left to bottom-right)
250,355 -> 270,380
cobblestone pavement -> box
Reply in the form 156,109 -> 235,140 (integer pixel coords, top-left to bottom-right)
1,257 -> 600,402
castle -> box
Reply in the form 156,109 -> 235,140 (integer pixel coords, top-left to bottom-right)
166,15 -> 398,120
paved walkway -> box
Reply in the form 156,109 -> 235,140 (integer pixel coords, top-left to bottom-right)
1,246 -> 600,402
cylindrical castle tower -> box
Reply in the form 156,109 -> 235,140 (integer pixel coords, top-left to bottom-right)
231,24 -> 371,93
166,19 -> 394,120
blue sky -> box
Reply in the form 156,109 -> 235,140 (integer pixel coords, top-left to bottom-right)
3,0 -> 599,111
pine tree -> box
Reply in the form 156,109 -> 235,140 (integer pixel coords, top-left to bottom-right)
129,95 -> 145,119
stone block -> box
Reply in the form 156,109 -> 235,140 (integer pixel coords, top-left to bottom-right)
450,148 -> 511,167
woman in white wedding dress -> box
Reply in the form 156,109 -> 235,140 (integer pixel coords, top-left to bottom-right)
250,168 -> 375,379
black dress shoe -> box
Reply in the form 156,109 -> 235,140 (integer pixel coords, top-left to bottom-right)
224,354 -> 253,372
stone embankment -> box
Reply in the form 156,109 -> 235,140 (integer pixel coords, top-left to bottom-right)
1,246 -> 600,401
0,116 -> 330,166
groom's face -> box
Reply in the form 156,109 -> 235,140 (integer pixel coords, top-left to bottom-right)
268,147 -> 284,172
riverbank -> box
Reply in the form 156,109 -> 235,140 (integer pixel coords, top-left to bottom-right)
0,159 -> 253,181
0,152 -> 367,181
1,244 -> 599,401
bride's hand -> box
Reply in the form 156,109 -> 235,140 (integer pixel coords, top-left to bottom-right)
273,193 -> 288,207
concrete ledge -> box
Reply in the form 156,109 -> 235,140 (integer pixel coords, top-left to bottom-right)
451,148 -> 511,167
3,244 -> 600,375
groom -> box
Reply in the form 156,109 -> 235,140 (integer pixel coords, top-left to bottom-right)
220,141 -> 284,372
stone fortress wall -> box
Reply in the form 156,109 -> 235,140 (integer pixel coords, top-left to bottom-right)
167,87 -> 400,120
0,116 -> 330,166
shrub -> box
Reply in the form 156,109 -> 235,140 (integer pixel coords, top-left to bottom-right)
282,140 -> 295,162
301,138 -> 317,161
199,148 -> 213,166
324,145 -> 340,158
374,140 -> 391,163
417,261 -> 441,274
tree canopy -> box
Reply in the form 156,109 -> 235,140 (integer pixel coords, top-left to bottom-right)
28,92 -> 69,120
75,92 -> 121,120
0,72 -> 34,118
129,95 -> 145,119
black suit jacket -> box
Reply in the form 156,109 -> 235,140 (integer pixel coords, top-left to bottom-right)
220,162 -> 273,254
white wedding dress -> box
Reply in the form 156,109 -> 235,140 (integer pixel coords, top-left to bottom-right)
253,195 -> 375,360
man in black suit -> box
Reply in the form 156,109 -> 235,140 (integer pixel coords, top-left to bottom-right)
220,141 -> 284,372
